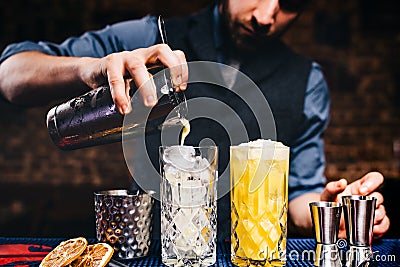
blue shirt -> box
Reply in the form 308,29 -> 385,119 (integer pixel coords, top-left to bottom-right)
0,8 -> 329,201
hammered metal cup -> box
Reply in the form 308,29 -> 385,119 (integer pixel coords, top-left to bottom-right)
94,189 -> 154,259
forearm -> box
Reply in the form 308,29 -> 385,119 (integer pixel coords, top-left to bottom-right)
288,192 -> 321,237
0,51 -> 97,106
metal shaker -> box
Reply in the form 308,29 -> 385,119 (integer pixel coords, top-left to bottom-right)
309,201 -> 343,267
46,68 -> 187,150
46,16 -> 187,150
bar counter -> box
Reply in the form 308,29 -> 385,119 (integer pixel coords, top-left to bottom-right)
1,237 -> 399,266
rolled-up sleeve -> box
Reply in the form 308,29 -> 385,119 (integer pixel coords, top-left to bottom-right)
288,62 -> 330,202
0,15 -> 158,64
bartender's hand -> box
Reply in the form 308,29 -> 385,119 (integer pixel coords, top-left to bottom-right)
320,172 -> 390,239
81,44 -> 188,114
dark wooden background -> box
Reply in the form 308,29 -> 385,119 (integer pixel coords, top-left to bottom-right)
0,0 -> 399,238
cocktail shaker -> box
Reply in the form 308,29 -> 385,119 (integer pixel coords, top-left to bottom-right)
46,16 -> 187,150
46,68 -> 187,150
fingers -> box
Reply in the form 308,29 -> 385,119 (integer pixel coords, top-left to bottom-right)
126,45 -> 187,107
357,172 -> 384,195
369,192 -> 389,239
370,192 -> 385,225
105,53 -> 131,114
322,173 -> 389,240
173,50 -> 188,91
143,44 -> 185,89
320,178 -> 347,202
373,215 -> 390,239
374,204 -> 386,224
124,79 -> 134,112
124,56 -> 158,108
369,192 -> 384,206
104,45 -> 188,114
338,214 -> 347,239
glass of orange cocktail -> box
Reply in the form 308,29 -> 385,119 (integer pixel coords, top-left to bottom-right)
230,140 -> 289,266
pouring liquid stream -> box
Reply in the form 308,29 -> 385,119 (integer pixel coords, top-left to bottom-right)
180,118 -> 190,146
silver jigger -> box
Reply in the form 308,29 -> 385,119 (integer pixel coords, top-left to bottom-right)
309,201 -> 343,267
342,195 -> 377,267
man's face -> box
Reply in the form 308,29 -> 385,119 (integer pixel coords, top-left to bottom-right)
220,0 -> 307,50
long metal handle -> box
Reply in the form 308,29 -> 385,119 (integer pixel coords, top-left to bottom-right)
158,16 -> 168,45
156,15 -> 188,119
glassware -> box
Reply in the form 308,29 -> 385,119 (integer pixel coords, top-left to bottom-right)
159,145 -> 218,266
230,140 -> 289,266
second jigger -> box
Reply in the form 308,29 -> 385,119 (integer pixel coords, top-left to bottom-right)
309,201 -> 342,267
342,195 -> 377,267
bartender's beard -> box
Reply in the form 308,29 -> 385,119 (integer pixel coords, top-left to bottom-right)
219,0 -> 295,52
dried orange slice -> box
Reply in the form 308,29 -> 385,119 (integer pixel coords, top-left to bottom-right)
40,237 -> 88,267
68,243 -> 114,267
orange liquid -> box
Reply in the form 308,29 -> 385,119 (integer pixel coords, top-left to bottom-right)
231,156 -> 288,266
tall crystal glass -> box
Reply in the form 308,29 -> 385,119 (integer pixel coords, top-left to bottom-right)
230,140 -> 289,266
160,145 -> 218,266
